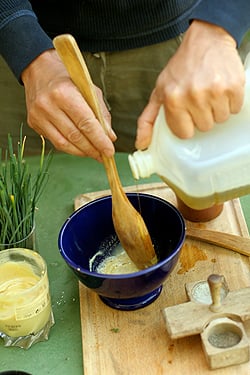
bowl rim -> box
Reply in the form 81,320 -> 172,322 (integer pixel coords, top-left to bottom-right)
58,193 -> 186,278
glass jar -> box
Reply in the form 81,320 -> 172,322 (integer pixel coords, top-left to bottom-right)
0,248 -> 54,349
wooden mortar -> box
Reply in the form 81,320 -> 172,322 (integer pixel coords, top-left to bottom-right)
176,196 -> 224,222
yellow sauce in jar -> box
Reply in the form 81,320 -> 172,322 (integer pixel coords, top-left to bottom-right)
0,261 -> 51,337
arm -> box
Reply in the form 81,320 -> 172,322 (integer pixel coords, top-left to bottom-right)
190,0 -> 250,47
0,1 -> 116,159
21,49 -> 116,160
0,0 -> 53,80
136,0 -> 250,149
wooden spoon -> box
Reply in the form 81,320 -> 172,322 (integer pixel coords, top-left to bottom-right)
53,34 -> 157,269
186,225 -> 250,257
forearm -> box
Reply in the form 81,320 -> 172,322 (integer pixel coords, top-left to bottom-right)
190,0 -> 250,46
0,0 -> 53,81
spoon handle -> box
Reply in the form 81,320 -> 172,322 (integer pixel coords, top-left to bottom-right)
53,34 -> 124,190
53,34 -> 156,269
186,226 -> 250,257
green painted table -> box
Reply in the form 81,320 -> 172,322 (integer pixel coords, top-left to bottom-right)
0,152 -> 250,375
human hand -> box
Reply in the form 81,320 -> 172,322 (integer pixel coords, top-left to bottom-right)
22,49 -> 116,161
136,20 -> 245,150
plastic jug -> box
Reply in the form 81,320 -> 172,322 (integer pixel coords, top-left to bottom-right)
128,54 -> 250,211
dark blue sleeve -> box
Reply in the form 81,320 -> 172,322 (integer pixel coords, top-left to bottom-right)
190,0 -> 250,46
0,0 -> 53,81
1,0 -> 250,82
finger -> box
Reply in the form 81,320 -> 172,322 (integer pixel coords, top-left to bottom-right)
34,119 -> 104,161
229,85 -> 245,114
166,88 -> 214,133
166,107 -> 195,138
136,101 -> 161,150
67,109 -> 115,157
28,103 -> 105,160
211,96 -> 231,124
106,125 -> 117,142
94,87 -> 115,137
49,82 -> 115,157
187,104 -> 214,132
39,94 -> 115,158
208,73 -> 245,118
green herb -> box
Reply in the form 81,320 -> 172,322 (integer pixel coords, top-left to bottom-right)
110,328 -> 120,333
0,127 -> 53,246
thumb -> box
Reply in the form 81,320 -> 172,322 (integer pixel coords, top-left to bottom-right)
135,100 -> 161,150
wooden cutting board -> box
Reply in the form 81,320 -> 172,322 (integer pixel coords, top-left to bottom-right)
74,182 -> 250,375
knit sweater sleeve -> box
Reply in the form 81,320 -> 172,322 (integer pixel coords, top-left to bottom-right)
1,0 -> 250,82
0,0 -> 53,81
190,0 -> 250,46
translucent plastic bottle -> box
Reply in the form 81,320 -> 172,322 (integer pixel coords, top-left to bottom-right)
129,54 -> 250,211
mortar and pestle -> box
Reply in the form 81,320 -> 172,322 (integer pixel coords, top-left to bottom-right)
163,274 -> 250,369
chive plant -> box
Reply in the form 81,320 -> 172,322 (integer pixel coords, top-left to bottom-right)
0,129 -> 52,247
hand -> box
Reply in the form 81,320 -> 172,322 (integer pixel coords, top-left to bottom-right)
22,49 -> 116,161
136,20 -> 245,150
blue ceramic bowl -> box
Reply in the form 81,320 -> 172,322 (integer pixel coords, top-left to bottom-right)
58,193 -> 185,310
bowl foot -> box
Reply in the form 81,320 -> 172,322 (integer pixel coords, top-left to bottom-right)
99,286 -> 163,311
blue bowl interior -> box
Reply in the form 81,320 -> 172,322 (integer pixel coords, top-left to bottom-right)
59,193 -> 185,274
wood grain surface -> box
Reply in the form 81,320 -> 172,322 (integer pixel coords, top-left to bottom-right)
75,182 -> 250,375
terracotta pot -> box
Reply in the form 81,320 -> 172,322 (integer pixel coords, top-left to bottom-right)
176,197 -> 224,222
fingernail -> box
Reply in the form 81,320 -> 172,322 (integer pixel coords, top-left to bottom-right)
135,136 -> 141,150
135,137 -> 148,151
109,128 -> 117,140
103,148 -> 114,158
